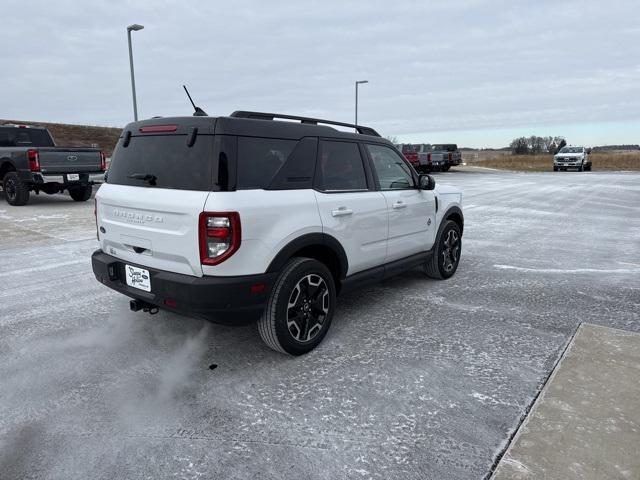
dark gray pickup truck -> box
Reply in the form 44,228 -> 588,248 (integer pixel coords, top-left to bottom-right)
0,124 -> 106,206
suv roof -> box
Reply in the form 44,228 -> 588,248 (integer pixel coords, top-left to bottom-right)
230,111 -> 380,136
126,111 -> 384,143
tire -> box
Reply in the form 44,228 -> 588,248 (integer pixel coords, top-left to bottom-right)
424,220 -> 462,280
578,164 -> 584,172
442,166 -> 451,172
2,172 -> 30,206
586,164 -> 592,171
69,184 -> 92,202
258,257 -> 336,355
553,166 -> 558,171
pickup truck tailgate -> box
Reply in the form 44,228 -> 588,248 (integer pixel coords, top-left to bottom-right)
37,147 -> 102,173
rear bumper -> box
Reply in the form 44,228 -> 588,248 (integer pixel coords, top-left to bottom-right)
91,250 -> 277,325
31,172 -> 105,185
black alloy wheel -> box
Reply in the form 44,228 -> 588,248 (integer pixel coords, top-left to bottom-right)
258,257 -> 336,355
286,273 -> 330,343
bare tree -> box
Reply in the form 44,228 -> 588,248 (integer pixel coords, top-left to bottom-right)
510,137 -> 529,155
510,135 -> 566,155
529,136 -> 545,154
555,138 -> 566,154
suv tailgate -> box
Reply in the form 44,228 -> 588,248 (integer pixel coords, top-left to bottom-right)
97,184 -> 209,276
97,120 -> 218,277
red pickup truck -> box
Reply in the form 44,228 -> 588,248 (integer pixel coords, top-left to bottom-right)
396,144 -> 420,168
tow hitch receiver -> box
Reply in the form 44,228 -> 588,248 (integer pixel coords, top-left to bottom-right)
130,299 -> 159,315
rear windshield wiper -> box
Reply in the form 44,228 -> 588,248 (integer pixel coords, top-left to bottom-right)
127,173 -> 157,186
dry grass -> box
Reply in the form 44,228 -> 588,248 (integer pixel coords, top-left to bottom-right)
461,149 -> 511,162
475,152 -> 640,172
1,119 -> 121,156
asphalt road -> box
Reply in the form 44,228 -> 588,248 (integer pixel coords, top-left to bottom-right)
1,169 -> 639,480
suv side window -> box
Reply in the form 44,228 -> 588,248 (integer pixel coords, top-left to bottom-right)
366,144 -> 415,190
236,137 -> 297,189
315,140 -> 367,191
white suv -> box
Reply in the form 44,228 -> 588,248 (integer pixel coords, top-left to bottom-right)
92,112 -> 464,355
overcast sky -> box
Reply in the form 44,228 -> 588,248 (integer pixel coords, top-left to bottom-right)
2,0 -> 639,147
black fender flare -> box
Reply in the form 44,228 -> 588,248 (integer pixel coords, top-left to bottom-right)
0,158 -> 18,178
266,232 -> 349,279
441,205 -> 464,235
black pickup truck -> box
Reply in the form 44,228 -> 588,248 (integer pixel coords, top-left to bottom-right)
0,124 -> 106,206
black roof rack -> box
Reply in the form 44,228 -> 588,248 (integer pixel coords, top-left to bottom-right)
230,111 -> 380,137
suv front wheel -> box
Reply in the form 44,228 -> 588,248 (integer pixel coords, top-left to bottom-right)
424,220 -> 462,279
258,257 -> 336,355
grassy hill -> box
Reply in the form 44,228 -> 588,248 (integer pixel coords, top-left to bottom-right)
1,119 -> 122,156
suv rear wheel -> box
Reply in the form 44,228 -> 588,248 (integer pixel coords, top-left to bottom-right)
69,185 -> 92,202
3,172 -> 30,206
424,220 -> 462,279
258,257 -> 336,355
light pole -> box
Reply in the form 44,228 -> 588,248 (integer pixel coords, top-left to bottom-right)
355,80 -> 368,126
127,24 -> 144,121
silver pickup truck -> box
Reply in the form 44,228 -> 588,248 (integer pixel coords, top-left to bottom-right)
417,144 -> 461,172
0,123 -> 106,205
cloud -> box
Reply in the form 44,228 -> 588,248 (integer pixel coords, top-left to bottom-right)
2,0 -> 639,143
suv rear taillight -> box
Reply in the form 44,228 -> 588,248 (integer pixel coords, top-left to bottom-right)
27,149 -> 40,172
100,151 -> 107,171
199,212 -> 241,265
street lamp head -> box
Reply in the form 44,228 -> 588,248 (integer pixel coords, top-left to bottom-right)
356,80 -> 369,85
127,24 -> 144,32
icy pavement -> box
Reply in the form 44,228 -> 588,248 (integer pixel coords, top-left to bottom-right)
1,170 -> 639,479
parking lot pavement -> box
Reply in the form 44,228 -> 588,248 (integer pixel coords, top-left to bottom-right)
0,170 -> 639,480
492,323 -> 640,480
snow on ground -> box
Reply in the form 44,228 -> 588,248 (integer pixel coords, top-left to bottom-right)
0,169 -> 639,479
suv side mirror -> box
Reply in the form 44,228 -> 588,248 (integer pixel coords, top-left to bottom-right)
418,174 -> 436,190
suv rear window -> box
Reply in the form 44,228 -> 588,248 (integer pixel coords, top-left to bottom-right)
107,135 -> 214,191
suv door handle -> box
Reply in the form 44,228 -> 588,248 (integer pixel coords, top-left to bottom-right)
331,207 -> 353,217
392,201 -> 407,209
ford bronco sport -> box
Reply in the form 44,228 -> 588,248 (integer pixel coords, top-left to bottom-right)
92,111 -> 464,355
